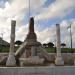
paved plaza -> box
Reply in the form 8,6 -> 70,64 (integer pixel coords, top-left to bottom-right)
0,66 -> 75,75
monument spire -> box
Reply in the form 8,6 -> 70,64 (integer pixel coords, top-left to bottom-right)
29,17 -> 34,33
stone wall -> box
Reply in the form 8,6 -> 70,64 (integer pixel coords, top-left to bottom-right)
0,53 -> 8,62
0,66 -> 75,75
0,53 -> 75,63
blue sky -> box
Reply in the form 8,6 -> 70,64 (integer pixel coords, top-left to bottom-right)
19,0 -> 75,31
0,0 -> 75,47
27,0 -> 75,31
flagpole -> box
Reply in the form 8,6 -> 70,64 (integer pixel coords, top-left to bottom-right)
29,0 -> 30,19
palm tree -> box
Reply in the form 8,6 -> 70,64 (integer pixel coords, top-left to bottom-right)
15,40 -> 23,46
61,43 -> 66,48
43,43 -> 47,48
47,42 -> 54,48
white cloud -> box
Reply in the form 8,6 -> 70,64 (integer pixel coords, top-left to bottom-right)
35,25 -> 56,44
35,19 -> 75,48
0,0 -> 75,48
0,0 -> 47,43
60,19 -> 75,48
35,0 -> 75,21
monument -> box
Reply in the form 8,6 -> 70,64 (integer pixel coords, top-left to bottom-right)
6,20 -> 16,66
55,24 -> 64,65
15,17 -> 45,66
5,17 -> 54,66
23,17 -> 41,57
16,17 -> 41,58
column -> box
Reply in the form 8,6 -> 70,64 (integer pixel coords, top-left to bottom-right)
6,20 -> 16,66
55,24 -> 64,65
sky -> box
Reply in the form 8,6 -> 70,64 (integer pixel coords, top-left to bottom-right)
0,0 -> 75,48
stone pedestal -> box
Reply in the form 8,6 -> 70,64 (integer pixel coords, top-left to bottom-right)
73,53 -> 75,65
6,52 -> 16,66
19,56 -> 44,66
55,24 -> 64,65
31,46 -> 37,56
74,60 -> 75,65
6,20 -> 16,66
55,52 -> 64,65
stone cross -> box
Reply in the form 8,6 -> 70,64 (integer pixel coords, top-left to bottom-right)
6,20 -> 16,66
55,24 -> 64,65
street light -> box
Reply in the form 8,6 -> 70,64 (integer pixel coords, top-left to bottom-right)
1,33 -> 3,50
67,23 -> 73,53
0,32 -> 3,51
29,0 -> 30,18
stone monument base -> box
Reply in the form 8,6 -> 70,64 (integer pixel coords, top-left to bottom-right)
6,52 -> 16,66
74,59 -> 75,65
55,56 -> 64,65
19,56 -> 44,66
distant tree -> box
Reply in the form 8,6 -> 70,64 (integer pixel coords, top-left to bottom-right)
43,43 -> 47,48
15,40 -> 23,46
61,43 -> 66,48
47,42 -> 54,48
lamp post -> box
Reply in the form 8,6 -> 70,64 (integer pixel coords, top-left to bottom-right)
0,32 -> 3,51
1,33 -> 3,51
29,0 -> 30,18
70,24 -> 73,53
67,24 -> 73,53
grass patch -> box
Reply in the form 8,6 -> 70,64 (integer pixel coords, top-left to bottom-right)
44,47 -> 75,53
0,47 -> 9,53
44,47 -> 56,53
0,46 -> 19,53
0,46 -> 75,53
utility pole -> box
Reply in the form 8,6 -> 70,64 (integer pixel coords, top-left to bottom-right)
1,33 -> 3,50
67,24 -> 73,53
0,32 -> 3,51
70,24 -> 73,53
29,0 -> 30,18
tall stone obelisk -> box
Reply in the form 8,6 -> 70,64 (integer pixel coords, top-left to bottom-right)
6,20 -> 16,66
25,17 -> 37,42
16,17 -> 41,58
55,24 -> 64,65
29,17 -> 34,33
